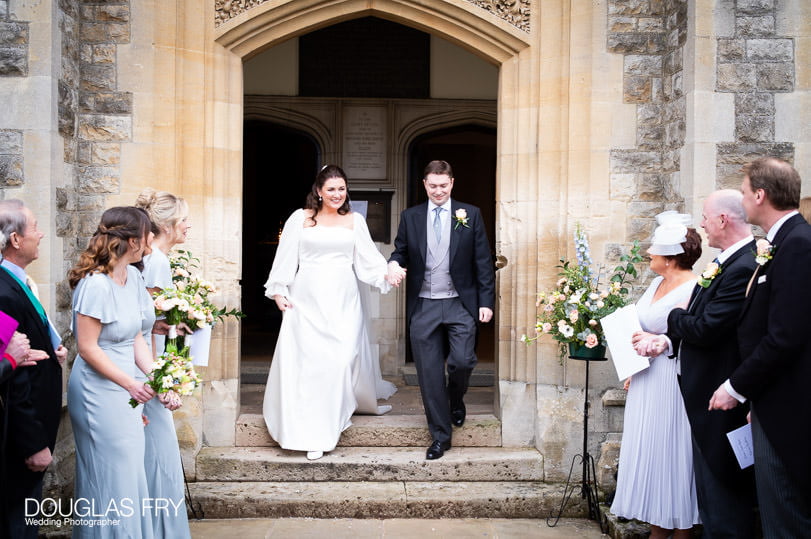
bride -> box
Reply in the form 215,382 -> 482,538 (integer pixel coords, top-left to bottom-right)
263,165 -> 398,460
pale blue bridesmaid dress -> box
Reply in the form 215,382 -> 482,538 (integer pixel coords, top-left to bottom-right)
68,266 -> 156,538
139,248 -> 191,538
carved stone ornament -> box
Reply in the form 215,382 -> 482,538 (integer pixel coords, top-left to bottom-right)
215,0 -> 268,27
215,0 -> 530,32
464,0 -> 530,32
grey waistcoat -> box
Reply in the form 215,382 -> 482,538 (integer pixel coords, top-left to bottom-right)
419,207 -> 459,299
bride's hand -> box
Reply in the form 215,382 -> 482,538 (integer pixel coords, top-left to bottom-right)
273,295 -> 293,311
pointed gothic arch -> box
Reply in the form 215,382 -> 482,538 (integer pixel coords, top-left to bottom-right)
215,0 -> 530,64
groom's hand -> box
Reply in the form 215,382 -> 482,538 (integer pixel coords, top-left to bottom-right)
479,307 -> 493,323
387,262 -> 406,287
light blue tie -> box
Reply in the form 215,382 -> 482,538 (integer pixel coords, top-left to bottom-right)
433,207 -> 442,243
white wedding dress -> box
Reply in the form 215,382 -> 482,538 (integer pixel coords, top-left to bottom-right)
262,209 -> 397,452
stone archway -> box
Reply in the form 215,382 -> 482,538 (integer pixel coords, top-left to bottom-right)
203,0 -> 531,452
214,0 -> 530,64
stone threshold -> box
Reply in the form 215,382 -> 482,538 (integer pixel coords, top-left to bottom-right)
236,412 -> 502,447
196,446 -> 543,482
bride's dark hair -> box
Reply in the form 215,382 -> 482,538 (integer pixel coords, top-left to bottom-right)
304,165 -> 351,225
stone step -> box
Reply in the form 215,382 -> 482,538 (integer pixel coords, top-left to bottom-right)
196,446 -> 543,482
401,364 -> 495,387
187,480 -> 587,519
236,412 -> 502,447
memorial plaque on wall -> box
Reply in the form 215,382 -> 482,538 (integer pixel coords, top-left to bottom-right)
343,106 -> 386,180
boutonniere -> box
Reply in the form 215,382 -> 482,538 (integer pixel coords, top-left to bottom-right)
754,238 -> 774,266
453,208 -> 470,229
697,260 -> 722,288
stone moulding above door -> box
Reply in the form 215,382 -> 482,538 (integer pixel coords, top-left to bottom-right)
214,0 -> 530,64
216,0 -> 531,33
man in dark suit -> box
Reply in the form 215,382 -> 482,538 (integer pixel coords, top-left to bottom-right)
0,200 -> 65,539
664,190 -> 757,537
388,160 -> 495,460
709,157 -> 811,536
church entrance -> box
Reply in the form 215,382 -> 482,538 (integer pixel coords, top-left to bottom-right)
240,121 -> 319,382
239,16 -> 500,394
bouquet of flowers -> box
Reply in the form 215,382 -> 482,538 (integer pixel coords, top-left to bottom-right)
129,349 -> 202,408
522,224 -> 642,359
152,250 -> 243,340
168,250 -> 244,329
129,250 -> 243,405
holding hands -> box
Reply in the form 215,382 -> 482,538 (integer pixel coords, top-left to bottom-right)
386,262 -> 406,287
631,330 -> 668,357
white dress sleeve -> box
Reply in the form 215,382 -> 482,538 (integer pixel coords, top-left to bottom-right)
264,209 -> 305,299
352,212 -> 391,294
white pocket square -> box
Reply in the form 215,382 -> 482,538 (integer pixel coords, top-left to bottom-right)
757,275 -> 767,284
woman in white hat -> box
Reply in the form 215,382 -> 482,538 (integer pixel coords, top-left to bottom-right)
610,211 -> 702,538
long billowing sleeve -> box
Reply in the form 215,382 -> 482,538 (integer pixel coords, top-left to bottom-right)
264,209 -> 305,300
352,213 -> 390,294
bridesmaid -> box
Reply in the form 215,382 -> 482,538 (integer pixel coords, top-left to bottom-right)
67,207 -> 156,538
134,188 -> 192,538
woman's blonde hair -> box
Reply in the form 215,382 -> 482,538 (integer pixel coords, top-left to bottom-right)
134,187 -> 188,239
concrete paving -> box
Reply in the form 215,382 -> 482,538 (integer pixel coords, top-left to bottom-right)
190,517 -> 607,538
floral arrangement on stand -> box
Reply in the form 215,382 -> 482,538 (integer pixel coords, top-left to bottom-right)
130,250 -> 243,407
521,224 -> 642,359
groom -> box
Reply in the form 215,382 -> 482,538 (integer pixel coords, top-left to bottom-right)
388,160 -> 495,460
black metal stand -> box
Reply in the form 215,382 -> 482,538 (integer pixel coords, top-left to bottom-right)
547,354 -> 607,532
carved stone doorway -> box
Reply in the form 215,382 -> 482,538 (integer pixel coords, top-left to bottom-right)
241,120 -> 319,380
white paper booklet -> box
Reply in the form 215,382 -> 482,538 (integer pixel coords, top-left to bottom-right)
599,304 -> 650,380
726,423 -> 754,469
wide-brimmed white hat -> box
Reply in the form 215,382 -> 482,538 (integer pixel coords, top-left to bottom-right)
648,210 -> 693,256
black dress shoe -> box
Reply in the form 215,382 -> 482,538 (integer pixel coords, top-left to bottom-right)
426,440 -> 451,460
451,403 -> 466,427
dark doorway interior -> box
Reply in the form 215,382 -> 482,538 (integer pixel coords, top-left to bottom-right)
241,120 -> 319,363
408,125 -> 498,363
299,17 -> 429,98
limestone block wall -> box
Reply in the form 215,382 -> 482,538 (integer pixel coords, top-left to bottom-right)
56,0 -> 132,273
714,0 -> 796,187
0,2 -> 27,77
0,3 -> 28,187
0,129 -> 23,187
608,0 -> 689,244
